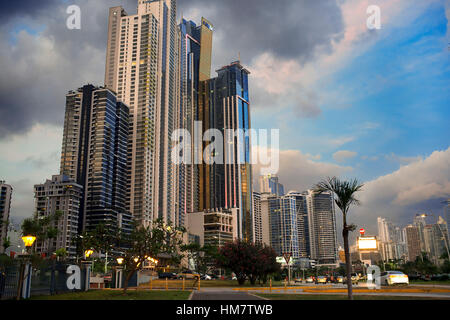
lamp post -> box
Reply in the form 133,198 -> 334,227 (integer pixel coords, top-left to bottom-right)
84,249 -> 94,259
17,235 -> 36,300
21,236 -> 36,254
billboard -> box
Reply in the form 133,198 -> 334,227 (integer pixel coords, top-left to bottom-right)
276,257 -> 294,266
358,236 -> 378,250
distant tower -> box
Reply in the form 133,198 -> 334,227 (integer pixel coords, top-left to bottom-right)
267,195 -> 299,258
306,190 -> 338,265
0,181 -> 13,254
404,224 -> 421,261
259,174 -> 285,196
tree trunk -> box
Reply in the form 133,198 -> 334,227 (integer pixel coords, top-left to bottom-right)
343,225 -> 353,300
122,269 -> 136,295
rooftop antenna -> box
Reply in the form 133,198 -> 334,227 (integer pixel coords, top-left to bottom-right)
238,52 -> 241,63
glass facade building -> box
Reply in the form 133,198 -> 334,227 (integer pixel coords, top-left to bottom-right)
198,61 -> 253,242
177,17 -> 213,227
286,191 -> 310,258
260,174 -> 285,196
306,190 -> 338,265
60,85 -> 132,235
268,195 -> 299,258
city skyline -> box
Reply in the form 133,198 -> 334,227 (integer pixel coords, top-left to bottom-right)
0,0 -> 449,240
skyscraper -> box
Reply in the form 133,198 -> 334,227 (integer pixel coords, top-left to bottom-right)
0,181 -> 12,254
260,174 -> 285,196
413,213 -> 427,253
197,61 -> 253,241
105,0 -> 179,226
377,217 -> 397,260
306,190 -> 338,265
33,175 -> 83,256
286,191 -> 310,258
177,17 -> 213,226
405,224 -> 421,261
268,195 -> 299,258
60,85 -> 132,234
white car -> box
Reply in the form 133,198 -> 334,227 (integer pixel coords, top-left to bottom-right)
380,271 -> 409,286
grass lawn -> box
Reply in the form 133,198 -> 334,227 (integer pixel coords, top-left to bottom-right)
29,289 -> 192,300
256,293 -> 450,300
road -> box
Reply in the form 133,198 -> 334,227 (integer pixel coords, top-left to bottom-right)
189,283 -> 450,300
190,288 -> 265,300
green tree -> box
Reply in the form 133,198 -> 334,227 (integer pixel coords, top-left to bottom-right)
21,210 -> 63,255
314,177 -> 364,300
181,243 -> 219,275
119,219 -> 185,294
2,236 -> 11,253
55,248 -> 68,261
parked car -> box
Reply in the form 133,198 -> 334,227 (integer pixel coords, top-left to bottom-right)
294,278 -> 303,283
420,274 -> 432,281
200,274 -> 212,280
351,273 -> 360,285
305,276 -> 314,283
380,271 -> 409,286
177,270 -> 200,280
407,273 -> 420,281
335,276 -> 344,284
316,276 -> 328,284
158,272 -> 177,280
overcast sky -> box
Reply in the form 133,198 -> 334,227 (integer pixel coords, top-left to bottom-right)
0,0 -> 449,244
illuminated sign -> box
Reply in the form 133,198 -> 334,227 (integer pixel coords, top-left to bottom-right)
276,257 -> 294,266
358,237 -> 377,250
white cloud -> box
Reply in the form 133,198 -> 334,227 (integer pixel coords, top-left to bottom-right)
0,123 -> 62,221
351,147 -> 450,234
384,152 -> 424,165
253,148 -> 353,193
333,150 -> 358,163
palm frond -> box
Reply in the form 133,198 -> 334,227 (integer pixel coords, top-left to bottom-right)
313,176 -> 364,215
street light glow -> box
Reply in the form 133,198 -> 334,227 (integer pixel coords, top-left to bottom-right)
84,249 -> 94,258
22,235 -> 36,247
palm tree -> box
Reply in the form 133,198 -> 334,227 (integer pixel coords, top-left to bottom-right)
314,176 -> 364,300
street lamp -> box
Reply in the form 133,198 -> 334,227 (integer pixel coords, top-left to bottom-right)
17,235 -> 36,300
84,249 -> 94,259
21,235 -> 36,253
116,257 -> 124,265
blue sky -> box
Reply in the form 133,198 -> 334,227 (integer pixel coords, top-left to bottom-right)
253,1 -> 449,184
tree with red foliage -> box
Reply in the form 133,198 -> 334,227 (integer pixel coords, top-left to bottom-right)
216,240 -> 280,285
